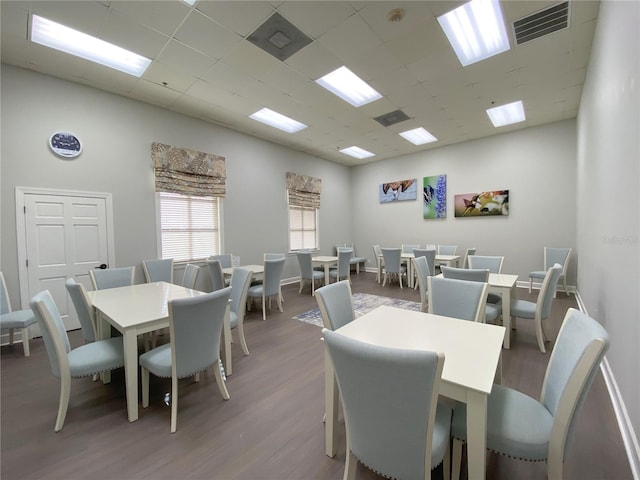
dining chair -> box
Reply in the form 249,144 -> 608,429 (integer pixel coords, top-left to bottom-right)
412,256 -> 432,312
437,244 -> 457,255
412,248 -> 435,290
30,290 -> 125,432
529,247 -> 572,297
380,247 -> 405,288
181,264 -> 199,289
89,266 -> 135,290
139,286 -> 232,433
401,244 -> 420,254
315,280 -> 356,331
510,263 -> 563,353
372,244 -> 383,283
440,266 -> 501,324
427,276 -> 488,323
468,255 -> 504,304
450,308 -> 609,480
296,251 -> 324,295
206,260 -> 226,292
1,272 -> 37,356
65,278 -> 97,343
462,247 -> 477,268
330,248 -> 352,283
262,253 -> 285,302
142,258 -> 174,283
211,254 -> 232,286
343,243 -> 367,274
229,268 -> 253,355
322,328 -> 452,480
247,258 -> 285,320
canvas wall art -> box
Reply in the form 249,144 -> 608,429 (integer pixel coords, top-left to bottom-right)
379,178 -> 417,203
423,174 -> 447,219
454,190 -> 509,217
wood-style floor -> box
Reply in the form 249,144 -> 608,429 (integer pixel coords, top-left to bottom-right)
1,271 -> 632,480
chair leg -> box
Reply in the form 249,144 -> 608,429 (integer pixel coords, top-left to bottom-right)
344,449 -> 358,480
564,278 -> 570,296
262,296 -> 266,321
54,375 -> 71,432
141,368 -> 150,408
170,376 -> 178,433
299,279 -> 304,294
238,322 -> 249,355
214,359 -> 230,400
547,445 -> 564,480
535,317 -> 547,353
21,326 -> 30,357
443,439 -> 451,480
276,292 -> 283,313
529,277 -> 533,294
451,438 -> 464,480
8,328 -> 14,346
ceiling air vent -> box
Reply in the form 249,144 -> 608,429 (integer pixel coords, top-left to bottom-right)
374,109 -> 410,127
247,12 -> 312,61
513,1 -> 570,46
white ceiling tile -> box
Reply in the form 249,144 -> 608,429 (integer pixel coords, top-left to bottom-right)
108,1 -> 191,36
219,40 -> 282,78
196,1 -> 275,37
279,2 -> 357,40
316,11 -> 383,63
283,41 -> 342,80
143,60 -> 198,93
174,10 -> 242,60
102,8 -> 169,58
156,39 -> 218,78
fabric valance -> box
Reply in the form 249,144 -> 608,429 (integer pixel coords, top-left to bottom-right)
286,172 -> 321,209
152,142 -> 226,197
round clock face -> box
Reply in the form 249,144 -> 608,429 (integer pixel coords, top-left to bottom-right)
49,132 -> 82,158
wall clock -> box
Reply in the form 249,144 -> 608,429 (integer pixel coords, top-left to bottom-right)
49,132 -> 82,159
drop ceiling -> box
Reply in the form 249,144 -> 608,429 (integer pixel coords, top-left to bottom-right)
0,1 -> 599,166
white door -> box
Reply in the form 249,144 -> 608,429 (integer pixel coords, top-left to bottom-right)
17,188 -> 114,332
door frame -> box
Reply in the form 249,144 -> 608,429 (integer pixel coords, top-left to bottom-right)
15,186 -> 116,310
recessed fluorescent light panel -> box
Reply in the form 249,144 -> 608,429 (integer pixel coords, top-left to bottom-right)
182,0 -> 197,5
249,108 -> 308,133
438,0 -> 510,66
486,100 -> 526,127
316,66 -> 383,107
339,146 -> 375,159
399,127 -> 438,145
30,15 -> 151,77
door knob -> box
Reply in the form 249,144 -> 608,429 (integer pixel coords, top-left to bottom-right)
95,263 -> 108,269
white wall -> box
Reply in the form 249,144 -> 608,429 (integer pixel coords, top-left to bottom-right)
576,0 -> 640,465
351,120 -> 578,283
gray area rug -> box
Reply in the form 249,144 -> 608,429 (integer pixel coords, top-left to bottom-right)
292,292 -> 421,328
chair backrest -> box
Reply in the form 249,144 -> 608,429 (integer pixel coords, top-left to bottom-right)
0,272 -> 11,314
412,256 -> 430,312
65,278 -> 96,343
335,243 -> 347,255
211,254 -> 232,268
181,264 -> 199,289
545,247 -> 572,275
441,266 -> 489,283
372,244 -> 382,257
427,276 -> 488,322
536,263 -> 563,320
229,268 -> 252,318
30,290 -> 71,378
468,255 -> 504,273
437,244 -> 457,255
335,248 -> 353,277
206,260 -> 226,291
169,287 -> 231,378
89,267 -> 135,290
263,258 -> 286,296
142,258 -> 174,283
413,248 -> 436,276
315,281 -> 355,330
463,247 -> 477,268
264,253 -> 285,260
402,244 -> 420,254
323,328 -> 445,478
380,248 -> 402,274
296,251 -> 315,280
540,308 -> 609,460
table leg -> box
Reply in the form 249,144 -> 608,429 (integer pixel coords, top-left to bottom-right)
502,286 -> 512,349
324,264 -> 331,286
95,311 -> 111,384
123,331 -> 139,422
466,390 -> 488,480
324,346 -> 338,457
376,256 -> 382,283
222,303 -> 232,376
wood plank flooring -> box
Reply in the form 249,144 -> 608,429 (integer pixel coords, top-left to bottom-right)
1,271 -> 632,480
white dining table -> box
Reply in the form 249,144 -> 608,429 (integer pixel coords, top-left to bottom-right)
88,281 -> 232,422
312,255 -> 338,285
222,264 -> 264,279
324,305 -> 505,480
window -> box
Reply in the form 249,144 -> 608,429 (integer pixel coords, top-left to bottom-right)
288,204 -> 318,251
159,192 -> 221,261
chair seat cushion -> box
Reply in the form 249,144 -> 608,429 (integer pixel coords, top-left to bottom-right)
139,343 -> 172,378
451,384 -> 553,461
247,285 -> 264,297
309,271 -> 325,280
1,309 -> 37,329
68,337 -> 124,378
485,303 -> 502,323
510,299 -> 536,318
529,270 -> 546,280
350,257 -> 366,265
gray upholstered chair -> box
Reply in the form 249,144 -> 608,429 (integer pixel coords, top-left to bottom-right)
297,251 -> 324,295
89,266 -> 135,290
440,266 -> 501,324
437,244 -> 457,255
510,263 -> 563,353
427,276 -> 488,323
247,258 -> 285,320
229,267 -> 253,355
65,278 -> 97,343
139,286 -> 232,433
315,280 -> 356,331
330,248 -> 352,283
462,247 -> 477,268
1,272 -> 37,356
322,328 -> 452,480
142,258 -> 174,283
451,308 -> 609,480
529,247 -> 572,297
401,244 -> 420,254
412,248 -> 436,290
181,264 -> 199,289
30,290 -> 125,431
207,260 -> 226,292
412,256 -> 432,312
380,247 -> 405,288
468,255 -> 504,273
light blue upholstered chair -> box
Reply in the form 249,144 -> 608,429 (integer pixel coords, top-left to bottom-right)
1,272 -> 37,356
529,247 -> 572,297
462,247 -> 477,268
30,290 -> 125,432
65,278 -> 97,343
322,329 -> 452,480
315,280 -> 356,331
89,266 -> 134,290
211,254 -> 232,268
297,251 -> 324,295
440,266 -> 502,324
181,264 -> 199,289
510,263 -> 563,353
262,253 -> 285,302
343,243 -> 366,274
330,248 -> 352,283
372,245 -> 383,283
142,258 -> 174,283
412,248 -> 436,290
207,260 -> 226,292
139,286 -> 232,433
468,255 -> 504,304
229,267 -> 253,355
437,244 -> 457,255
247,258 -> 285,320
412,256 -> 432,312
380,247 -> 405,288
427,276 -> 488,323
451,308 -> 609,480
402,244 -> 420,254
